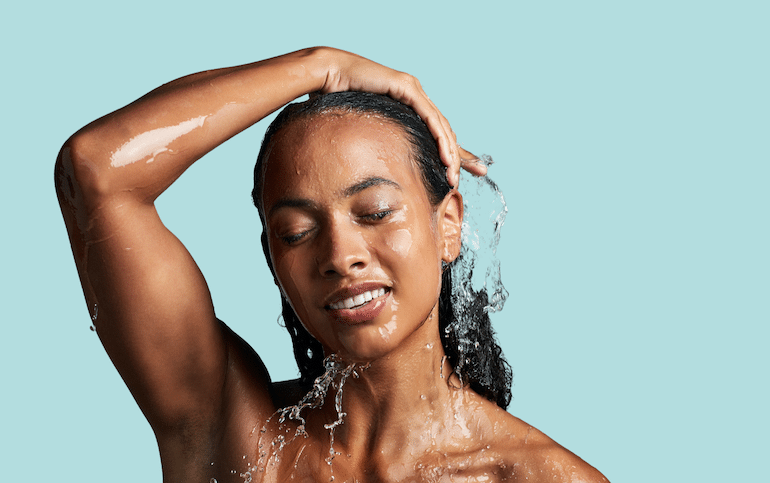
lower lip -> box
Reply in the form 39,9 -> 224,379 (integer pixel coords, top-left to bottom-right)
327,292 -> 389,324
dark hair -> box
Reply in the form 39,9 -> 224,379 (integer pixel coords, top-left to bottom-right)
252,92 -> 512,409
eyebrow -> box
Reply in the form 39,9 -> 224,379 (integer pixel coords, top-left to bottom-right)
268,198 -> 319,217
342,176 -> 401,197
268,176 -> 401,218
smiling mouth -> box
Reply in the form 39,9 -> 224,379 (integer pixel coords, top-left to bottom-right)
328,288 -> 388,310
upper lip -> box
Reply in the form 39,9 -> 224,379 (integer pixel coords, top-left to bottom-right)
323,282 -> 390,308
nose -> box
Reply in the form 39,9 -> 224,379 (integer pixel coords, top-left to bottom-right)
317,216 -> 371,278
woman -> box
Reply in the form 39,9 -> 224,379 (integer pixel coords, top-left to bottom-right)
56,47 -> 607,482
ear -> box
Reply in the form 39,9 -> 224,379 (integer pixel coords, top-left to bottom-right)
437,189 -> 464,264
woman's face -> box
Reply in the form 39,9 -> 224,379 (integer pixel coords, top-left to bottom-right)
261,113 -> 457,362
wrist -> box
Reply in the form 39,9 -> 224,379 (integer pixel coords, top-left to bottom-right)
297,46 -> 341,93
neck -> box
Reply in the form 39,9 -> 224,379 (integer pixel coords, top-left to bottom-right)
312,308 -> 471,461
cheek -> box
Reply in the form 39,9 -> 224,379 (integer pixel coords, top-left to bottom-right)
382,217 -> 442,303
276,253 -> 332,345
275,252 -> 313,315
386,228 -> 413,257
382,204 -> 434,261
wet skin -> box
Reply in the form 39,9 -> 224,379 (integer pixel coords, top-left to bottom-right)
248,113 -> 608,482
261,113 -> 450,363
55,48 -> 608,482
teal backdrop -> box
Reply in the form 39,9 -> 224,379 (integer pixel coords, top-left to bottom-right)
2,1 -> 768,481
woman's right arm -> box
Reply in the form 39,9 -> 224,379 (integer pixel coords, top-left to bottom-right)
54,47 -> 463,442
55,48 -> 333,438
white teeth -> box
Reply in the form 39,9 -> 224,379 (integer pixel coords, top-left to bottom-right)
330,288 -> 386,310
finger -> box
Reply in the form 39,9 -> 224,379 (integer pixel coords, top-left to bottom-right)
424,96 -> 458,168
382,74 -> 460,185
459,148 -> 488,177
389,76 -> 456,158
462,159 -> 488,176
416,98 -> 460,185
411,103 -> 459,185
459,147 -> 477,160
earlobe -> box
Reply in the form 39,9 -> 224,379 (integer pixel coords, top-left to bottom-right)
438,189 -> 463,264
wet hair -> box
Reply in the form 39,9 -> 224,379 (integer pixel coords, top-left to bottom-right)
252,92 -> 512,409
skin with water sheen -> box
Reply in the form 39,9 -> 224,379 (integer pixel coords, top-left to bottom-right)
262,114 -> 449,363
55,47 -> 609,482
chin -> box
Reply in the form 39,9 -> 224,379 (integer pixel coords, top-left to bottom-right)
329,311 -> 438,366
329,323 -> 407,364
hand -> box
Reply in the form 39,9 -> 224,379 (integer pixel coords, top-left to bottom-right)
318,48 -> 486,187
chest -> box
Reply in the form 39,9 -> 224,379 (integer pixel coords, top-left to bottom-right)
246,438 -> 512,483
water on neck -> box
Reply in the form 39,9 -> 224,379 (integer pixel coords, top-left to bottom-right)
242,354 -> 368,482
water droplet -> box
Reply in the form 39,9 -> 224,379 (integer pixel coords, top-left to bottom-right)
210,478 -> 217,483
89,325 -> 95,331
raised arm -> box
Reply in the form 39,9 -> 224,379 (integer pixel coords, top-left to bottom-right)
55,47 -> 474,444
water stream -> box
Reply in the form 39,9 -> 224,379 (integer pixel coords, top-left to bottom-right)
243,354 -> 368,482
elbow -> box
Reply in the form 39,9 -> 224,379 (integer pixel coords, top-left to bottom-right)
54,131 -> 111,206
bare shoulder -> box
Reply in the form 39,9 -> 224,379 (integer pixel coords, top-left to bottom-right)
479,399 -> 609,482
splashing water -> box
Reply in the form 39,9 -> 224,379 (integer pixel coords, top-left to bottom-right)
455,156 -> 507,310
447,161 -> 509,384
323,359 -> 358,470
89,303 -> 98,332
248,354 -> 367,482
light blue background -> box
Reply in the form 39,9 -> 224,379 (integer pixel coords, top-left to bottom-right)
2,1 -> 767,481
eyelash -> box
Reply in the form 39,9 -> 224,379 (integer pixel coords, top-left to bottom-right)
281,230 -> 311,245
361,209 -> 392,222
279,210 -> 393,245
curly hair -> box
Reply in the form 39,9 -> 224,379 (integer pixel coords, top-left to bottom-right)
252,92 -> 512,409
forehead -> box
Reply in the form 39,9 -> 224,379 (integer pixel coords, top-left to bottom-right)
261,113 -> 424,207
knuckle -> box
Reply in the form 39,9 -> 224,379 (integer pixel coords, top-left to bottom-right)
399,72 -> 418,88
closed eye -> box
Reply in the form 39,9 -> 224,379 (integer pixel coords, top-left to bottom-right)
281,229 -> 313,245
361,210 -> 392,222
